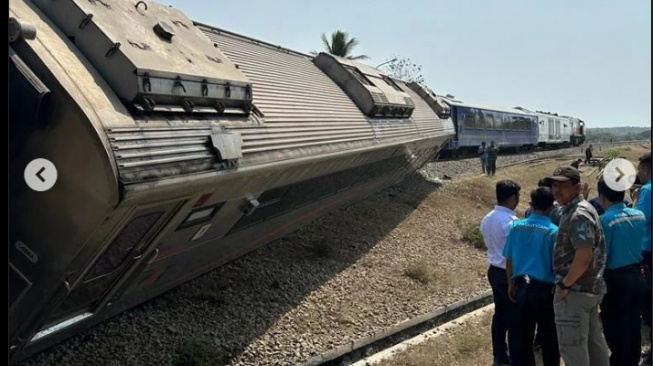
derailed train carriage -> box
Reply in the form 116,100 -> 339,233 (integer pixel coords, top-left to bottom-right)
8,0 -> 454,361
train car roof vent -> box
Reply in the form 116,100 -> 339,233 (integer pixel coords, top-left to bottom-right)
406,82 -> 450,119
313,53 -> 415,119
31,0 -> 254,115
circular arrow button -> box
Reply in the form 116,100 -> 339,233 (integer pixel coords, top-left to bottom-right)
24,158 -> 58,192
603,158 -> 637,192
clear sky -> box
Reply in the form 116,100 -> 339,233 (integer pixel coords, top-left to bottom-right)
166,0 -> 650,128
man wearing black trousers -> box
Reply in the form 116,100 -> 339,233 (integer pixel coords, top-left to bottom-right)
481,180 -> 521,366
597,177 -> 647,366
504,187 -> 560,366
487,140 -> 499,176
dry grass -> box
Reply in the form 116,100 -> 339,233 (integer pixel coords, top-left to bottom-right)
380,310 -> 494,366
380,314 -> 651,366
455,218 -> 485,249
379,146 -> 653,366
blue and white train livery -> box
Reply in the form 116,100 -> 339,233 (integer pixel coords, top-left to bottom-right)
438,96 -> 539,157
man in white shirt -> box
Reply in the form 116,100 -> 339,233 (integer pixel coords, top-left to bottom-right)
480,179 -> 521,366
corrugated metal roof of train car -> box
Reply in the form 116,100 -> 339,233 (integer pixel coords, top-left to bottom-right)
198,24 -> 453,145
198,26 -> 372,128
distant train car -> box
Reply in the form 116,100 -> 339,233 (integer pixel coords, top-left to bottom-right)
8,0 -> 454,362
438,96 -> 539,157
515,108 -> 587,148
564,115 -> 587,146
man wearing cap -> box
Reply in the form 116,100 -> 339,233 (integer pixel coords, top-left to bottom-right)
548,165 -> 609,366
634,152 -> 652,366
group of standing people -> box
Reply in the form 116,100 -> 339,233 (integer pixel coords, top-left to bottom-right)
480,141 -> 500,176
480,151 -> 652,366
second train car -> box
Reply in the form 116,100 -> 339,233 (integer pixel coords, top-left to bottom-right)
438,96 -> 539,158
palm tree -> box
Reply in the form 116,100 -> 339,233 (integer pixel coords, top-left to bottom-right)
311,30 -> 368,60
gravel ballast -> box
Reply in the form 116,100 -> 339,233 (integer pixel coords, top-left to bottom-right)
19,148 -> 587,366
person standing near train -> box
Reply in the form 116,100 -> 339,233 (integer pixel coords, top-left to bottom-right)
584,144 -> 594,165
503,187 -> 560,366
595,176 -> 646,366
548,166 -> 609,366
487,141 -> 499,176
479,141 -> 489,175
480,180 -> 521,366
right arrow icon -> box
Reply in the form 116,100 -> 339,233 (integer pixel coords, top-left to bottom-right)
604,158 -> 637,192
615,167 -> 625,183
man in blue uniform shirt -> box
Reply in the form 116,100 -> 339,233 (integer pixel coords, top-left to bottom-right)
634,152 -> 652,366
525,178 -> 562,225
504,187 -> 560,366
597,177 -> 646,366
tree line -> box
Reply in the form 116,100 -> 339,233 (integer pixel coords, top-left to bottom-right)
586,129 -> 651,143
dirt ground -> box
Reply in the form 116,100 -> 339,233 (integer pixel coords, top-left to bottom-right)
23,145 -> 650,366
380,144 -> 652,366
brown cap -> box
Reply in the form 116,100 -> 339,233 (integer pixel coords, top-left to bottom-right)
548,166 -> 581,182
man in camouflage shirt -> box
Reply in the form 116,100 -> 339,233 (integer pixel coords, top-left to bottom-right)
548,166 -> 609,366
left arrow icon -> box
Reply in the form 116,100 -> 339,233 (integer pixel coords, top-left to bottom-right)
36,167 -> 46,183
24,159 -> 57,192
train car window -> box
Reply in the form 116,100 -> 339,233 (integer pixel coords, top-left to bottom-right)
85,212 -> 163,280
486,114 -> 496,129
463,114 -> 476,129
176,202 -> 225,230
510,116 -> 518,130
477,113 -> 487,129
503,115 -> 511,130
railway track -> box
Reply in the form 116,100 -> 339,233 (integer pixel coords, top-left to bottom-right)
431,140 -> 651,164
18,140 -> 649,366
308,143 -> 653,365
303,291 -> 493,366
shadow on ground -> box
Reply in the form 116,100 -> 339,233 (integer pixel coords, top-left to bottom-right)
18,172 -> 441,366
